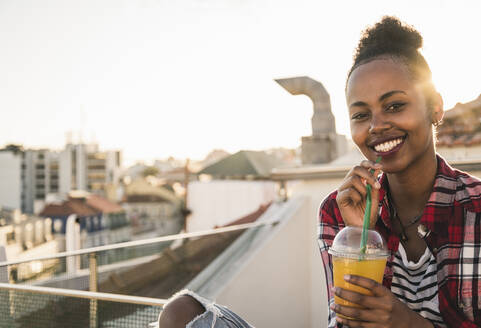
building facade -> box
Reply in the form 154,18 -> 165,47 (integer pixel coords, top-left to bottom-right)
23,149 -> 60,214
59,143 -> 121,197
0,143 -> 121,214
0,147 -> 59,214
0,150 -> 22,210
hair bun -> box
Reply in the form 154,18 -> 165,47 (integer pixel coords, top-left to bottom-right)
354,16 -> 423,63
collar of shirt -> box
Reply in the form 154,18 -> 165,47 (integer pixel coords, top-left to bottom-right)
375,155 -> 462,263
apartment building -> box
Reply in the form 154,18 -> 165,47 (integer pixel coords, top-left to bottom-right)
0,149 -> 22,210
0,146 -> 59,213
0,143 -> 121,214
23,149 -> 60,213
59,143 -> 121,196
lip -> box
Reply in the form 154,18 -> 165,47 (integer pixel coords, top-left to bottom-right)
368,135 -> 406,157
367,135 -> 406,148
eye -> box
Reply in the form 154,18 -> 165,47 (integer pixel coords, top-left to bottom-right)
385,102 -> 405,112
351,112 -> 370,121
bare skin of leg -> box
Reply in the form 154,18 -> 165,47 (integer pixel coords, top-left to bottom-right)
158,295 -> 206,328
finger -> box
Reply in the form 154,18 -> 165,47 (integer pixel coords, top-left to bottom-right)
350,166 -> 381,190
334,286 -> 392,313
337,187 -> 363,206
338,176 -> 368,199
336,315 -> 383,328
333,286 -> 369,308
331,304 -> 389,325
360,160 -> 383,172
344,275 -> 388,298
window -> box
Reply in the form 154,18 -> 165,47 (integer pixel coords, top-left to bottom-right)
6,231 -> 15,245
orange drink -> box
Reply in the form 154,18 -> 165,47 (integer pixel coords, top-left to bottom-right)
328,226 -> 389,317
332,256 -> 387,308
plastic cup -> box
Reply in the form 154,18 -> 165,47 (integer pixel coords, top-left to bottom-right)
328,226 -> 388,315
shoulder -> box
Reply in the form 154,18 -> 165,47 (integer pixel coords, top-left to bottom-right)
318,190 -> 344,225
438,156 -> 481,212
318,190 -> 344,242
320,190 -> 338,209
318,190 -> 338,216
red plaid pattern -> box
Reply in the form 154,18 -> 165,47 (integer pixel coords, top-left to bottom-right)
319,155 -> 481,328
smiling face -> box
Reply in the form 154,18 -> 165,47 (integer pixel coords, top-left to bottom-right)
346,58 -> 441,173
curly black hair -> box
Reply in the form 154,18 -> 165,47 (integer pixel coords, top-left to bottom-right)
347,16 -> 437,106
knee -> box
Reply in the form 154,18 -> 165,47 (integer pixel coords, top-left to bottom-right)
158,295 -> 205,328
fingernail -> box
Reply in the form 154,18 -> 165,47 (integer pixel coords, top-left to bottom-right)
375,181 -> 381,189
344,274 -> 351,281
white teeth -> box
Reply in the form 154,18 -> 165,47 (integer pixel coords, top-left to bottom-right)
374,138 -> 403,152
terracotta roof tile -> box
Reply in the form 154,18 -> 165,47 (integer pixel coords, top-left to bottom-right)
40,194 -> 122,217
40,201 -> 97,217
86,194 -> 124,214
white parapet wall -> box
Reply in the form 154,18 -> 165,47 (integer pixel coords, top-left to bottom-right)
187,180 -> 277,232
186,197 -> 326,328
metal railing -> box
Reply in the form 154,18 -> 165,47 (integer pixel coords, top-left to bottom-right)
0,282 -> 167,306
0,219 -> 279,268
0,219 -> 279,327
0,283 -> 166,328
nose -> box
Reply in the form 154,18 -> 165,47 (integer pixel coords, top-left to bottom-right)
369,112 -> 391,134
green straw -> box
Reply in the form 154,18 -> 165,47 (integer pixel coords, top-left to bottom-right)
359,156 -> 382,259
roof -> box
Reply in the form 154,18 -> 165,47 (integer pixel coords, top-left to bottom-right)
123,194 -> 171,203
123,179 -> 180,204
40,194 -> 124,217
98,201 -> 269,299
437,94 -> 481,147
198,150 -> 284,178
86,194 -> 124,214
40,200 -> 98,217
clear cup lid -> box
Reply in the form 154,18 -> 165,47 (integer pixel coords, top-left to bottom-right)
328,226 -> 389,259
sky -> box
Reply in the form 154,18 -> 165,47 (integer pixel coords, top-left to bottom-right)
1,0 -> 481,165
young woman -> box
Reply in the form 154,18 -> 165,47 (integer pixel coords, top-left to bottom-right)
319,16 -> 481,328
157,16 -> 481,328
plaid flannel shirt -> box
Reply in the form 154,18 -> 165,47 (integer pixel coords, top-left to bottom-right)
318,155 -> 481,328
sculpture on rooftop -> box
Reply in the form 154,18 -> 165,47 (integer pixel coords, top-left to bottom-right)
275,76 -> 345,164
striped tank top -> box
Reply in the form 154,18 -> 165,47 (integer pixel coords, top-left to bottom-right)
391,243 -> 446,327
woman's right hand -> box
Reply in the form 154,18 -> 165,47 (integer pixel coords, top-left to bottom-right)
336,160 -> 382,228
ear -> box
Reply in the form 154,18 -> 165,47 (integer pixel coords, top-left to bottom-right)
431,92 -> 444,124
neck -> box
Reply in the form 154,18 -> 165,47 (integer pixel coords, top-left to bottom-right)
387,152 -> 438,218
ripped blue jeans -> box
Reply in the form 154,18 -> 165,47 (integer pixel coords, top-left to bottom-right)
150,290 -> 255,328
